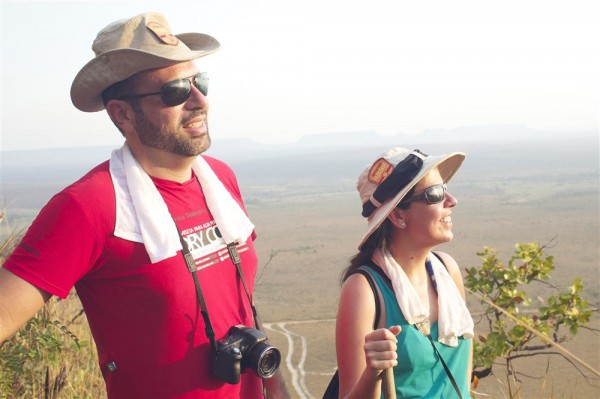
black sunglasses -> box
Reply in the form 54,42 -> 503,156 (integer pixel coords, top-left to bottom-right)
403,183 -> 448,205
118,72 -> 208,106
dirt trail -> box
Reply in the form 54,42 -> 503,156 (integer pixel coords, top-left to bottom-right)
264,319 -> 335,399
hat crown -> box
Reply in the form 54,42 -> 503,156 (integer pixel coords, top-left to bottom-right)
71,12 -> 220,112
92,13 -> 181,56
355,146 -> 466,249
357,147 -> 414,203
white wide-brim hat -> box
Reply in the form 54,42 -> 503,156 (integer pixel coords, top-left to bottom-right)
356,147 -> 466,250
71,12 -> 220,112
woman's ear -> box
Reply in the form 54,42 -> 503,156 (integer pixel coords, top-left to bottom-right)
388,208 -> 407,229
106,100 -> 136,135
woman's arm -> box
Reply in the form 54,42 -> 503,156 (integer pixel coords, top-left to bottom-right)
336,274 -> 400,399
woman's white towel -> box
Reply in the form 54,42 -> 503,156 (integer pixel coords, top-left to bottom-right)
372,248 -> 474,346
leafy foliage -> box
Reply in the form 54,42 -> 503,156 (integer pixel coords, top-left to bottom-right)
0,220 -> 100,399
465,242 -> 593,384
0,301 -> 89,399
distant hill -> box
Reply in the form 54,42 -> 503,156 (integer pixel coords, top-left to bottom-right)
1,126 -> 597,209
418,125 -> 596,143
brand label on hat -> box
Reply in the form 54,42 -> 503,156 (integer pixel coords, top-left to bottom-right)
368,158 -> 394,184
146,22 -> 180,46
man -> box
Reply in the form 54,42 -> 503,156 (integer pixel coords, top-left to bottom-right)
0,12 -> 289,399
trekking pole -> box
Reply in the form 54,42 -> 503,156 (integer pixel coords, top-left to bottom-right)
381,368 -> 396,399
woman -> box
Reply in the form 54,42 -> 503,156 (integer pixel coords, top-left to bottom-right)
335,147 -> 474,398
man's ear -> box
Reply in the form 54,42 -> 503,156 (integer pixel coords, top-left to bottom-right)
106,100 -> 136,134
388,208 -> 407,229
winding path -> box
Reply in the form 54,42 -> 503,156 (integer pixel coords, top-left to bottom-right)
263,319 -> 335,399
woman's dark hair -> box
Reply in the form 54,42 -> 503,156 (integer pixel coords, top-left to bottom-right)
341,185 -> 416,284
340,219 -> 393,283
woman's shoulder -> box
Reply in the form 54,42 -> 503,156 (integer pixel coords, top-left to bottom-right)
342,270 -> 374,292
340,270 -> 379,314
432,251 -> 466,297
432,250 -> 459,272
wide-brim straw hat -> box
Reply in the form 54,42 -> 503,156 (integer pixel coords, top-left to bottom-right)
356,147 -> 466,250
71,12 -> 220,112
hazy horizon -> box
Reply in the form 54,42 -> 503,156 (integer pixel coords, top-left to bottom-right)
1,130 -> 597,210
1,123 -> 596,153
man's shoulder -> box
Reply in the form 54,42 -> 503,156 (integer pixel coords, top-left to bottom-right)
33,160 -> 115,229
201,155 -> 238,184
200,154 -> 242,199
201,154 -> 234,175
59,160 -> 114,202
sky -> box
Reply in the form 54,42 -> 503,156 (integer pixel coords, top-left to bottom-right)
1,0 -> 599,151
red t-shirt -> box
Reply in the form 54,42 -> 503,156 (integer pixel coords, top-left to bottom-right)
4,156 -> 264,399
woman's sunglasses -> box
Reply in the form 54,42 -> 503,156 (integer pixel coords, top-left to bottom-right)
403,183 -> 448,205
119,72 -> 208,107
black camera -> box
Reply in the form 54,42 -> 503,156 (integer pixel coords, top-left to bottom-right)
212,325 -> 281,384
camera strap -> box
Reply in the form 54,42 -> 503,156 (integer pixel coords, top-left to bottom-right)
174,225 -> 261,352
175,228 -> 219,352
226,242 -> 259,325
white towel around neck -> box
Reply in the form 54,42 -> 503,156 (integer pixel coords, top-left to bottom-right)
109,144 -> 255,264
372,248 -> 474,347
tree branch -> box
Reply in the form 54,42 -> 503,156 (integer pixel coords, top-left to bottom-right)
507,351 -> 600,386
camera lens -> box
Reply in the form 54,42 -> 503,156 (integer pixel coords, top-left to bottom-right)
248,343 -> 281,378
257,347 -> 281,378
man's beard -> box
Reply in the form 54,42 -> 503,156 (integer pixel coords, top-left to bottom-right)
133,107 -> 211,156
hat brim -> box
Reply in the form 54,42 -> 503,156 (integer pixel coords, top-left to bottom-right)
70,32 -> 220,112
357,152 -> 466,250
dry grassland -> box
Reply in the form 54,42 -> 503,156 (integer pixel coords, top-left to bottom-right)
247,140 -> 599,398
249,187 -> 600,398
2,138 -> 598,398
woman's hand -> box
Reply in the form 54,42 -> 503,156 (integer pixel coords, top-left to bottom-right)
363,325 -> 402,379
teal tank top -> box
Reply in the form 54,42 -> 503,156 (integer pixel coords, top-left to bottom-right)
364,266 -> 472,399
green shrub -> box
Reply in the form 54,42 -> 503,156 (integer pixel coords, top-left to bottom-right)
465,241 -> 594,390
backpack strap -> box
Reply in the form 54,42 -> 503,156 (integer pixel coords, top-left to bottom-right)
363,261 -> 393,289
347,265 -> 387,330
323,267 -> 387,399
348,268 -> 381,329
